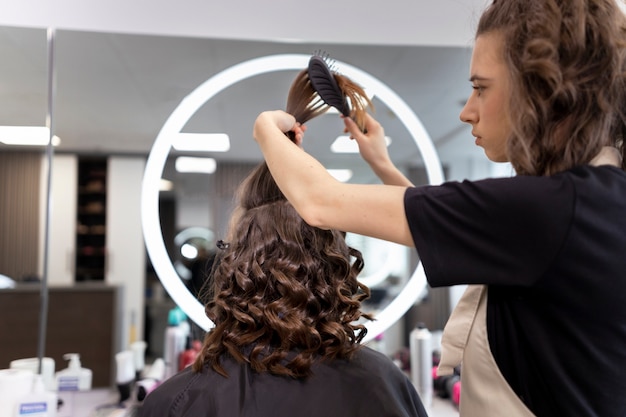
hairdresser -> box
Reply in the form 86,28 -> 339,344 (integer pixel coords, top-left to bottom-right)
253,0 -> 626,416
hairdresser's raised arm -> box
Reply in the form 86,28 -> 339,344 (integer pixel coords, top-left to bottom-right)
343,114 -> 414,187
253,110 -> 414,247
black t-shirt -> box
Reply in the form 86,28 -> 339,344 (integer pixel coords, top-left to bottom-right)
140,346 -> 427,417
404,165 -> 626,416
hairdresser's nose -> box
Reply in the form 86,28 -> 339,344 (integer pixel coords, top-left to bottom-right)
459,95 -> 477,125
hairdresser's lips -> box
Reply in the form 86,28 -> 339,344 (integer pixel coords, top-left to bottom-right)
472,131 -> 482,146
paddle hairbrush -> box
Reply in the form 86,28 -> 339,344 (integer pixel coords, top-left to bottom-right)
284,51 -> 373,141
307,53 -> 351,117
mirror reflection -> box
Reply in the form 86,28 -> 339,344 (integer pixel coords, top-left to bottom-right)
1,26 -> 495,398
143,51 -> 449,341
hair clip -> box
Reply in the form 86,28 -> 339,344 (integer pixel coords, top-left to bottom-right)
216,240 -> 230,250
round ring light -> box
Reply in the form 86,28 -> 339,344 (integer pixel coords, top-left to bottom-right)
141,54 -> 444,341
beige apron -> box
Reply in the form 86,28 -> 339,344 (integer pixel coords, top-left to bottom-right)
437,285 -> 535,416
435,147 -> 623,416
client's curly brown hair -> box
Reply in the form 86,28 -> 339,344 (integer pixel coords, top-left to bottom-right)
193,163 -> 373,378
193,58 -> 374,378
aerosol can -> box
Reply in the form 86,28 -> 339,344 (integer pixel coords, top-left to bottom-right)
410,323 -> 433,408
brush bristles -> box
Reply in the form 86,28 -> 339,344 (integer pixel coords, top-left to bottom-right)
335,74 -> 373,132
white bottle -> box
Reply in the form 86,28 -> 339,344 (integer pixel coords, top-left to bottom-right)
173,307 -> 191,343
54,353 -> 92,391
163,309 -> 187,380
9,357 -> 56,391
0,369 -> 36,417
130,340 -> 147,378
410,323 -> 433,408
115,350 -> 136,403
13,374 -> 57,417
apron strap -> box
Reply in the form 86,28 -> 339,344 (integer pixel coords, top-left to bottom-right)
437,285 -> 485,376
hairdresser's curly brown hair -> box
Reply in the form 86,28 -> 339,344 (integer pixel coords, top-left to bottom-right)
478,0 -> 626,174
192,161 -> 373,379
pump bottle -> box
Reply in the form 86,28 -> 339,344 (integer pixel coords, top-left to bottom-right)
54,353 -> 92,391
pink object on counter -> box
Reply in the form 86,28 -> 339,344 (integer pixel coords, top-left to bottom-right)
452,380 -> 461,405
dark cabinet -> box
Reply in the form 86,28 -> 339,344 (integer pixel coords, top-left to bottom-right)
75,158 -> 107,281
0,283 -> 120,387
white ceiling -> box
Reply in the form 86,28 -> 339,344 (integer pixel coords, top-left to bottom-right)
0,0 -> 489,47
0,1 -> 491,184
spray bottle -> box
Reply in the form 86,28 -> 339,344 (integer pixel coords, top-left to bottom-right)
163,308 -> 187,380
178,337 -> 201,371
410,323 -> 433,408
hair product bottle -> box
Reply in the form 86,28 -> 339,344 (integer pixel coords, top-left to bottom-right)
115,350 -> 136,403
54,353 -> 92,391
163,308 -> 187,380
0,370 -> 48,417
54,353 -> 92,417
178,337 -> 201,371
410,323 -> 433,408
136,358 -> 165,402
13,374 -> 57,417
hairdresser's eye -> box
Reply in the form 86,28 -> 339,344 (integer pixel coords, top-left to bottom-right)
472,85 -> 485,96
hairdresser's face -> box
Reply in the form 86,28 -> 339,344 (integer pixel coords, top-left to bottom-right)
460,31 -> 511,162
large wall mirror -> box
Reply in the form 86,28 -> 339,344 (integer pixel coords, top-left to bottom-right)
1,22 -> 487,379
0,26 -> 48,282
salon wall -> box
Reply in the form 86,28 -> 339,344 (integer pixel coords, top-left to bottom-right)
0,152 -> 42,281
46,154 -> 77,286
105,157 -> 146,350
40,153 -> 146,348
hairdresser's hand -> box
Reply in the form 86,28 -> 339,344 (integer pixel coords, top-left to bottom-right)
343,113 -> 392,168
292,122 -> 307,147
343,113 -> 413,186
254,110 -> 306,147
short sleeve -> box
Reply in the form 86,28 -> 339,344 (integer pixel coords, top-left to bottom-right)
403,175 -> 574,287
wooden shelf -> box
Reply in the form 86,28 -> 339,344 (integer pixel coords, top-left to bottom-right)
75,158 -> 108,282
